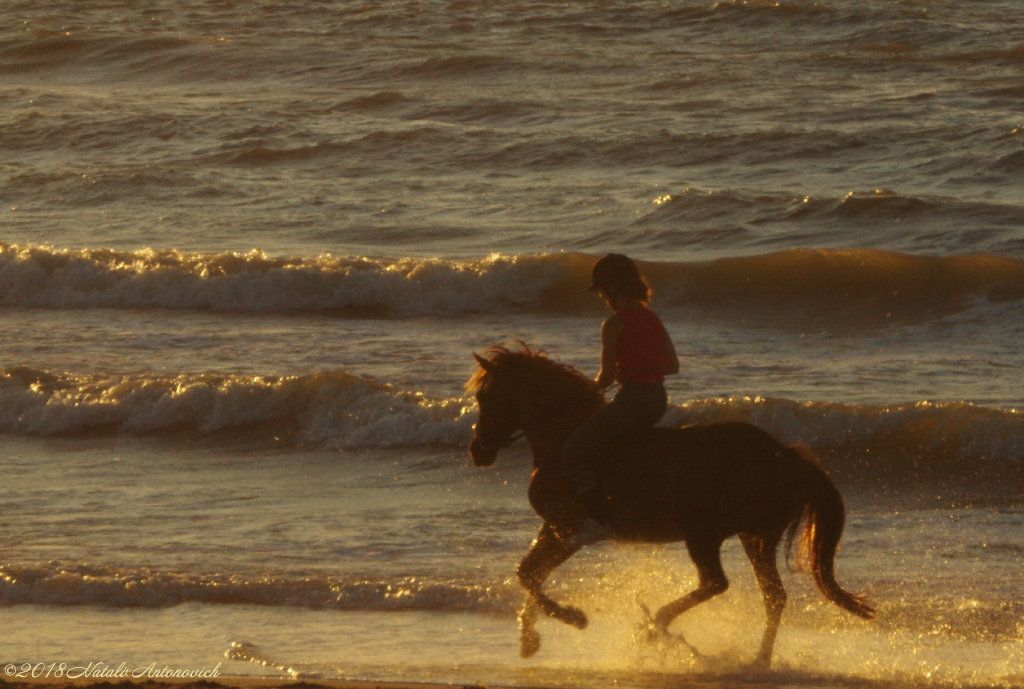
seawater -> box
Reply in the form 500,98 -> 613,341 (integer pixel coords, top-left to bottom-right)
1,1 -> 1023,688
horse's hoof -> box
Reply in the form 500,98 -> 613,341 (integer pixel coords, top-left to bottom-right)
746,656 -> 772,670
643,625 -> 703,659
520,630 -> 541,658
563,606 -> 588,630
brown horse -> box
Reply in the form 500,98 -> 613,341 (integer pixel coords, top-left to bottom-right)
466,343 -> 873,668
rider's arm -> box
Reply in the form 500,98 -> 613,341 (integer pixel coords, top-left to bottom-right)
595,314 -> 624,389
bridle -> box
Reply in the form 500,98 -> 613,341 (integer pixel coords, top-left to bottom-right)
471,423 -> 524,453
470,417 -> 523,467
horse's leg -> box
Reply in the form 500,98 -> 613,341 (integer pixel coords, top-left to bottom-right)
518,594 -> 541,658
653,537 -> 729,631
739,531 -> 787,668
517,522 -> 587,657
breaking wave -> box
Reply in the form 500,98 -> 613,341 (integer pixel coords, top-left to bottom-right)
0,366 -> 474,448
666,396 -> 1024,469
2,364 -> 1021,468
2,244 -> 1024,324
0,243 -> 563,316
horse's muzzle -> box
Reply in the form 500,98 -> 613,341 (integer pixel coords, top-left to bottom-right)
470,437 -> 498,467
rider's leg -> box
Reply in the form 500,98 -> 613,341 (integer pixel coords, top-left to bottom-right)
561,382 -> 667,546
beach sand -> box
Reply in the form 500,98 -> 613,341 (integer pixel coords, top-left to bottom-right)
1,668 -> 887,689
0,669 -> 959,689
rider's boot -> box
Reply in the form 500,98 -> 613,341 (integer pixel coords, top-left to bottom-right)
564,489 -> 612,549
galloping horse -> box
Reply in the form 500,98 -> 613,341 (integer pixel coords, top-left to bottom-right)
466,343 -> 873,667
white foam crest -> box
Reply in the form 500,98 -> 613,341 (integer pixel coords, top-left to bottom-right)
0,243 -> 565,315
665,396 -> 1024,462
0,563 -> 516,611
5,361 -> 1021,461
0,367 -> 476,446
300,380 -> 477,448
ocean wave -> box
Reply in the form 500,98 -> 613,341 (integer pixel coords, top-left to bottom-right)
329,90 -> 406,111
708,0 -> 839,25
665,396 -> 1024,469
3,561 -> 1021,646
0,562 -> 516,612
402,54 -> 523,77
2,363 -> 1022,467
0,35 -> 105,70
549,249 -> 1024,325
408,98 -> 557,126
644,248 -> 1024,324
479,127 -> 872,171
4,559 -> 1022,649
0,33 -> 206,79
223,141 -> 348,165
0,104 -> 195,154
992,149 -> 1024,172
0,366 -> 475,447
636,188 -> 1024,240
209,126 -> 464,167
0,244 -> 565,315
937,45 -> 1024,66
3,244 -> 1024,324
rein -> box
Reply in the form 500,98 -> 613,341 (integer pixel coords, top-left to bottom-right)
475,429 -> 525,453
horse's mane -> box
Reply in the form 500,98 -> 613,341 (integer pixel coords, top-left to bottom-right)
466,342 -> 604,408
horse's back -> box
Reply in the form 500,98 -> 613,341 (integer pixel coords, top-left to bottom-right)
597,421 -> 806,541
601,420 -> 790,473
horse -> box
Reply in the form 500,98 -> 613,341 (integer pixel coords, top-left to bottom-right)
466,343 -> 873,668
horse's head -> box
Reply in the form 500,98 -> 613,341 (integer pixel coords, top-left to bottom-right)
466,343 -> 604,468
467,351 -> 525,467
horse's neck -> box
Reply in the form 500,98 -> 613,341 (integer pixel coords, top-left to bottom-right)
524,395 -> 601,471
524,431 -> 566,466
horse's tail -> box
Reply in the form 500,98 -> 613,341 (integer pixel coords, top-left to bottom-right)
785,446 -> 875,620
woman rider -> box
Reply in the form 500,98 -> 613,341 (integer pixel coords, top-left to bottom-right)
562,253 -> 679,548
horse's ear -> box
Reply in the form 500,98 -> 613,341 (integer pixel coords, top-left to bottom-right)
474,353 -> 496,373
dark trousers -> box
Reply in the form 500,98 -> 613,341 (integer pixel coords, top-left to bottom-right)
562,380 -> 668,496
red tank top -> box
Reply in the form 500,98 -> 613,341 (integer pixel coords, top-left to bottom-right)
615,307 -> 668,383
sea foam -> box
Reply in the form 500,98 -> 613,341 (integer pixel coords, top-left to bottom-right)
0,243 -> 564,315
0,562 -> 516,612
0,366 -> 475,447
2,364 -> 1022,466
